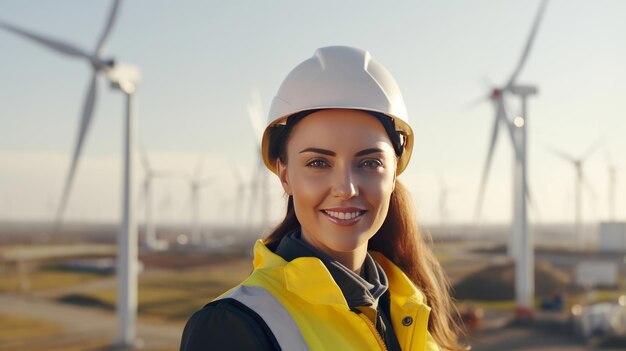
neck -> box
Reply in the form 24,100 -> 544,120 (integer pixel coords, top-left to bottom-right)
299,230 -> 367,275
332,250 -> 367,275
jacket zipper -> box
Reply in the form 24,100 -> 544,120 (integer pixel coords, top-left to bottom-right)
355,312 -> 389,351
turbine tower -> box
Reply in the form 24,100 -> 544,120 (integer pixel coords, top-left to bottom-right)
606,151 -> 618,221
438,175 -> 450,239
473,0 -> 549,317
1,1 -> 141,346
188,159 -> 211,246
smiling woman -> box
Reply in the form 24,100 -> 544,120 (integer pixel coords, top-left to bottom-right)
180,46 -> 467,351
276,110 -> 397,273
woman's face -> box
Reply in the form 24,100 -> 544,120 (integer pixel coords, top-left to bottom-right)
277,109 -> 397,257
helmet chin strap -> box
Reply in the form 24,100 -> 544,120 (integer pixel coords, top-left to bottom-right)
364,111 -> 405,158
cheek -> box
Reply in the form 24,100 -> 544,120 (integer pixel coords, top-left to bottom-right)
361,171 -> 395,195
361,174 -> 395,215
288,168 -> 329,207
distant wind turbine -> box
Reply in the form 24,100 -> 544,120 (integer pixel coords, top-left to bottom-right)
437,175 -> 450,238
231,165 -> 247,225
247,89 -> 270,229
1,1 -> 140,346
139,146 -> 179,251
549,140 -> 601,249
605,150 -> 618,222
188,158 -> 211,246
471,0 -> 549,317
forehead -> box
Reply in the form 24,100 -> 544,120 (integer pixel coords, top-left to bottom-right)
287,109 -> 394,151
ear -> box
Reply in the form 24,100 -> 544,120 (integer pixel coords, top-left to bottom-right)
276,159 -> 292,196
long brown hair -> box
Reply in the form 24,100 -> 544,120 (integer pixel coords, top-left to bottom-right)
264,113 -> 467,351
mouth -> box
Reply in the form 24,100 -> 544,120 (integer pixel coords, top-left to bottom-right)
320,208 -> 367,226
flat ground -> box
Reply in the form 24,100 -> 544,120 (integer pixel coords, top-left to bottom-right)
0,294 -> 183,351
0,249 -> 251,350
469,316 -> 626,351
1,234 -> 624,350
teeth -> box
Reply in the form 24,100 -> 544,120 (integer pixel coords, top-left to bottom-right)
324,210 -> 362,220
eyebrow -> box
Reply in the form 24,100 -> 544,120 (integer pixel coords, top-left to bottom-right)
298,147 -> 386,157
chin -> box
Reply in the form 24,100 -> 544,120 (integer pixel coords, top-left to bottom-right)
324,232 -> 371,253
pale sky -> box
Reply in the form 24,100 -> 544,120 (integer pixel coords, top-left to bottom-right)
1,0 -> 625,226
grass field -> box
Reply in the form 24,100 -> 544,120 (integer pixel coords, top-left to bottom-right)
0,313 -> 63,340
36,257 -> 254,321
0,268 -> 108,293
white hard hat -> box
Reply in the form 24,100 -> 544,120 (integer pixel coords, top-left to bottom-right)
261,45 -> 414,175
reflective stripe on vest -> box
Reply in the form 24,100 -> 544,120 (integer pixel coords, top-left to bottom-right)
219,285 -> 310,351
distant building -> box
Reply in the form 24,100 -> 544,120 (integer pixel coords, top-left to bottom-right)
598,222 -> 626,252
575,261 -> 618,288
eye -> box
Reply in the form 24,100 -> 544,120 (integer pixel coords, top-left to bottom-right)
306,158 -> 330,168
359,159 -> 383,169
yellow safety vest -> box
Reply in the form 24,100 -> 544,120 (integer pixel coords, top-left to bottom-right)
217,240 -> 441,351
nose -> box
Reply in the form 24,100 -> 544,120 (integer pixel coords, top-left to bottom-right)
330,166 -> 359,200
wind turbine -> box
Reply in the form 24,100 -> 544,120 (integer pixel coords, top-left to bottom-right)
139,146 -> 178,251
606,151 -> 618,222
231,165 -> 248,225
247,89 -> 270,229
549,140 -> 601,249
1,1 -> 140,346
473,0 -> 549,317
188,158 -> 211,246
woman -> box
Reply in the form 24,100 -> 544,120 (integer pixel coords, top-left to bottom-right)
181,46 -> 465,351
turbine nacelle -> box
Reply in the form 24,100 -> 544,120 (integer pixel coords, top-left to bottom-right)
490,88 -> 503,99
106,63 -> 141,94
91,57 -> 116,70
508,85 -> 538,97
490,85 -> 538,101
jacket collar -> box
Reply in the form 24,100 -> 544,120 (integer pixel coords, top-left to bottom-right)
252,239 -> 425,308
369,251 -> 425,305
274,231 -> 388,309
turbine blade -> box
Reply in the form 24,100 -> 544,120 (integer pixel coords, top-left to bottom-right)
464,92 -> 490,110
525,184 -> 542,222
56,72 -> 99,222
474,107 -> 500,221
95,0 -> 121,55
546,145 -> 576,164
499,97 -> 524,164
505,0 -> 549,89
580,138 -> 603,162
247,89 -> 265,145
0,20 -> 93,61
